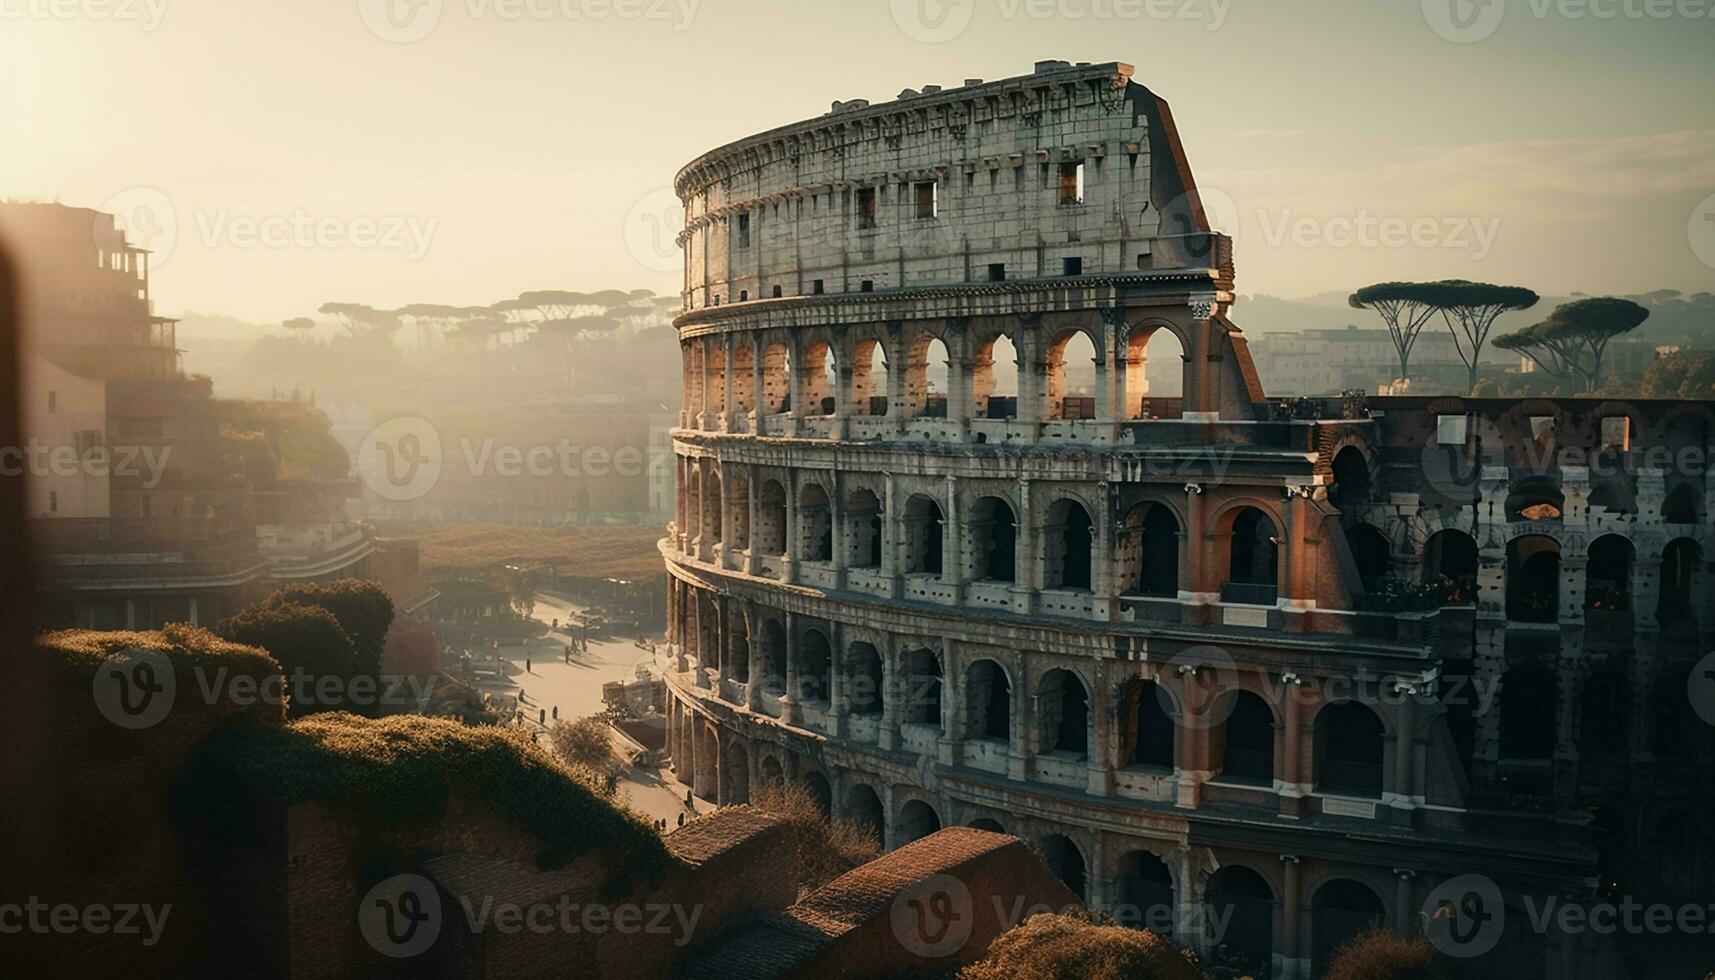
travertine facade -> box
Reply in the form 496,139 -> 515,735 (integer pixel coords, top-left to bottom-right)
660,62 -> 1715,979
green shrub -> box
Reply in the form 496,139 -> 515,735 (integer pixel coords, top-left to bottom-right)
264,579 -> 395,677
215,603 -> 357,716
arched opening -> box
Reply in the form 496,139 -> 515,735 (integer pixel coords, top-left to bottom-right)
1662,483 -> 1702,524
1579,669 -> 1630,766
1346,522 -> 1391,584
1500,663 -> 1556,760
1125,679 -> 1176,769
1047,329 -> 1098,421
695,593 -> 719,670
703,343 -> 727,418
759,754 -> 783,787
963,659 -> 1012,741
1122,502 -> 1180,596
1311,879 -> 1387,976
1422,528 -> 1478,603
844,785 -> 885,846
1206,866 -> 1273,976
684,468 -> 702,541
797,483 -> 833,562
907,335 -> 951,418
760,619 -> 787,701
902,495 -> 944,575
847,642 -> 884,716
725,472 -> 750,551
802,340 -> 836,416
897,799 -> 941,845
756,480 -> 788,556
844,487 -> 882,568
1224,507 -> 1280,605
796,628 -> 832,706
1116,851 -> 1175,934
1316,702 -> 1384,797
725,610 -> 750,683
720,741 -> 750,804
1039,834 -> 1087,900
1658,538 -> 1700,624
1585,535 -> 1633,611
701,469 -> 724,546
1038,668 -> 1089,758
901,648 -> 942,728
1507,535 -> 1561,622
968,496 -> 1018,583
1124,325 -> 1185,420
967,817 -> 1005,833
1330,446 -> 1373,510
682,343 -> 704,422
1044,499 -> 1094,591
852,338 -> 889,416
801,770 -> 832,816
973,334 -> 1019,419
762,343 -> 791,414
1588,473 -> 1636,515
1215,691 -> 1275,783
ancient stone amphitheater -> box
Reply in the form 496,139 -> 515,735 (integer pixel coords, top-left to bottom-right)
659,60 -> 1714,979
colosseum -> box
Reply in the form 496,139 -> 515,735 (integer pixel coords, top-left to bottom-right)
659,60 -> 1714,978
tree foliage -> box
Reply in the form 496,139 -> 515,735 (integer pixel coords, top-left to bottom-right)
735,780 -> 881,894
1417,280 -> 1540,393
959,913 -> 1207,980
1322,929 -> 1446,980
1350,282 -> 1444,383
263,579 -> 395,677
1639,351 -> 1715,399
548,716 -> 615,772
1495,297 -> 1648,391
214,602 -> 357,716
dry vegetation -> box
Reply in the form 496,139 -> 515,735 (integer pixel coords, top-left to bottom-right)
959,912 -> 1208,980
396,523 -> 666,580
1321,929 -> 1446,980
736,781 -> 882,894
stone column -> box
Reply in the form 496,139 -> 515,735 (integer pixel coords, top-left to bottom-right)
782,469 -> 799,584
723,333 -> 736,431
832,470 -> 849,589
948,320 -> 973,441
943,474 -> 963,602
1009,657 -> 1033,781
1280,855 -> 1304,980
886,328 -> 908,437
698,337 -> 711,429
1280,678 -> 1307,818
1093,483 -> 1118,621
829,621 -> 849,738
745,463 -> 761,574
938,641 -> 960,766
833,347 -> 853,440
1390,687 -> 1417,823
1393,869 -> 1416,935
883,472 -> 903,600
744,603 -> 764,710
879,633 -> 902,751
751,334 -> 766,429
1012,478 -> 1039,614
783,611 -> 802,725
1086,666 -> 1115,796
786,334 -> 804,437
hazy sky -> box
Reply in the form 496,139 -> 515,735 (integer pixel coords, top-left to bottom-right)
4,0 -> 1712,324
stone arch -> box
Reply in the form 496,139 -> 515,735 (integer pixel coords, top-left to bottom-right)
720,738 -> 750,804
684,467 -> 703,542
1123,319 -> 1188,419
701,467 -> 724,546
725,469 -> 751,551
724,605 -> 750,683
1329,445 -> 1375,510
758,751 -> 784,787
900,647 -> 943,728
694,591 -> 720,670
1205,865 -> 1274,975
1119,500 -> 1182,597
844,486 -> 883,568
755,479 -> 788,556
968,817 -> 1006,833
972,332 -> 1020,419
795,626 -> 833,705
730,340 -> 756,415
851,335 -> 889,416
1585,534 -> 1634,611
1037,667 -> 1090,758
801,769 -> 832,816
1121,677 -> 1177,769
703,340 -> 727,419
904,331 -> 952,418
1662,482 -> 1703,524
1215,503 -> 1281,604
1310,877 -> 1388,976
1314,700 -> 1385,797
896,797 -> 941,845
901,493 -> 945,575
1046,326 -> 1101,421
1039,833 -> 1088,900
844,782 -> 885,845
1506,534 -> 1561,622
797,480 -> 833,561
761,341 -> 791,414
1213,689 -> 1276,783
967,495 -> 1018,583
759,617 -> 787,701
1042,497 -> 1094,591
844,640 -> 884,716
1422,528 -> 1478,601
1506,476 -> 1564,522
800,337 -> 837,416
1658,537 -> 1701,624
1114,849 -> 1175,934
963,658 -> 1012,742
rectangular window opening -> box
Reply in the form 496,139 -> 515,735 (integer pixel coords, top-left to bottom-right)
915,181 -> 938,219
1059,162 -> 1085,205
856,187 -> 877,230
987,263 -> 1007,282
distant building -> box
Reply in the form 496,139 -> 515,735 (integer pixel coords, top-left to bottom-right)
1250,324 -> 1467,396
0,203 -> 380,628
